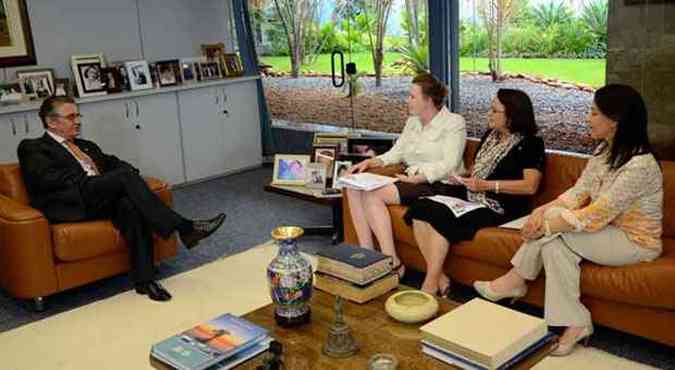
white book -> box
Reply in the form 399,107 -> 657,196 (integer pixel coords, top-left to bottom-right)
424,195 -> 486,218
336,172 -> 398,191
420,298 -> 547,369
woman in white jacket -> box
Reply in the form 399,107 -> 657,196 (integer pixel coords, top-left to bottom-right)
345,73 -> 466,279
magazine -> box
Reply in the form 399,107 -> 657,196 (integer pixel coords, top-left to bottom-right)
335,172 -> 398,191
424,195 -> 486,218
151,313 -> 268,370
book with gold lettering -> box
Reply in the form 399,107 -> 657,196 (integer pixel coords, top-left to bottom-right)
316,244 -> 392,285
314,272 -> 398,303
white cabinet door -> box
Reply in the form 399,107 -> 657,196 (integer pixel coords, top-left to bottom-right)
133,94 -> 185,185
222,81 -> 262,172
178,87 -> 226,182
0,111 -> 45,164
80,99 -> 140,167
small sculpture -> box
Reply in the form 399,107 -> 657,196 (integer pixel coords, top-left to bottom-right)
322,296 -> 359,358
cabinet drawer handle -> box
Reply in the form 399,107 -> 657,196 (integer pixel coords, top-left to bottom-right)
24,116 -> 29,134
10,118 -> 16,135
223,110 -> 229,116
135,101 -> 140,117
125,102 -> 130,119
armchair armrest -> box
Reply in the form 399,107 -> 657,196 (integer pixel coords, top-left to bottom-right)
0,194 -> 58,299
367,164 -> 405,178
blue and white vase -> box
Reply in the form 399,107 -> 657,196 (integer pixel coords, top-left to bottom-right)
267,226 -> 313,327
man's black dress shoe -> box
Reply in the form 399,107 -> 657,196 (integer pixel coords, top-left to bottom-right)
135,281 -> 172,301
179,213 -> 226,249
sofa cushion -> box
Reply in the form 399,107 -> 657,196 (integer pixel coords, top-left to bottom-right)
52,221 -> 123,262
0,164 -> 30,205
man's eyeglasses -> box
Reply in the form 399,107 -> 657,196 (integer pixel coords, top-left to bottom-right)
50,113 -> 83,121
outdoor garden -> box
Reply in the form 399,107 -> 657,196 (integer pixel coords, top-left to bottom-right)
251,0 -> 609,154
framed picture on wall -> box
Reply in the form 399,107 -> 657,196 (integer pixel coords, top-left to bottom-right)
0,0 -> 36,67
16,68 -> 55,99
124,60 -> 153,91
71,54 -> 107,98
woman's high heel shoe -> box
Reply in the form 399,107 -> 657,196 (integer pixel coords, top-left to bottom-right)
473,281 -> 527,304
551,325 -> 593,356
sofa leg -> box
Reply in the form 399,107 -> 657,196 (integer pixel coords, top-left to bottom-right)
32,297 -> 46,312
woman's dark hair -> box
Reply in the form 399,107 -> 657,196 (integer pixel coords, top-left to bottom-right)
594,84 -> 654,170
412,73 -> 448,109
496,88 -> 538,136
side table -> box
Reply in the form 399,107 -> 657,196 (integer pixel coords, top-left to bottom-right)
264,183 -> 343,244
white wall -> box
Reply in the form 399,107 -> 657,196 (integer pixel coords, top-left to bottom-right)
0,0 -> 236,81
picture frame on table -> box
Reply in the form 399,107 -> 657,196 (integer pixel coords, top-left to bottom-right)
16,68 -> 54,99
312,145 -> 337,175
109,61 -> 131,91
71,54 -> 107,98
156,59 -> 181,87
124,60 -> 153,91
179,58 -> 200,82
52,78 -> 72,97
347,137 -> 395,158
313,133 -> 350,153
201,42 -> 226,72
0,81 -> 23,104
305,163 -> 328,190
272,154 -> 311,186
332,160 -> 353,189
222,53 -> 243,77
0,0 -> 36,67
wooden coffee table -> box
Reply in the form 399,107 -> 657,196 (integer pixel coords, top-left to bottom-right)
151,287 -> 555,369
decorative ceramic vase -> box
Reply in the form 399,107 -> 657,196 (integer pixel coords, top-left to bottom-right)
267,226 -> 313,327
385,290 -> 438,324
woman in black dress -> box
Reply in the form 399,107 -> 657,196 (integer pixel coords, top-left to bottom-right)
404,89 -> 546,296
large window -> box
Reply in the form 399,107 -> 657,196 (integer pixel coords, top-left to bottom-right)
458,0 -> 608,154
250,0 -> 428,135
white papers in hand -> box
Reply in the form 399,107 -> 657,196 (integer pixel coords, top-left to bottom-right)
336,172 -> 399,191
424,195 -> 486,218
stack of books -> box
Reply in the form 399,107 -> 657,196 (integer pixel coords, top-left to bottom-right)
151,313 -> 272,370
420,298 -> 555,369
314,244 -> 398,303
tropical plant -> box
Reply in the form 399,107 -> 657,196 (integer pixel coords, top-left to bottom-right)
581,0 -> 608,54
397,43 -> 429,74
532,1 -> 573,28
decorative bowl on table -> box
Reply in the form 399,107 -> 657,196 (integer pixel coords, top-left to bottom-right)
384,290 -> 438,324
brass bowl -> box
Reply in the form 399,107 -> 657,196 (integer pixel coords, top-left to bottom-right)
271,226 -> 304,241
385,290 -> 438,324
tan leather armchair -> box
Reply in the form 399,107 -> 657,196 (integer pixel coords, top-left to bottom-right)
0,164 -> 177,310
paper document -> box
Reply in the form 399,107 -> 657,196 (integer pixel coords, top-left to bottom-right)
336,172 -> 399,191
498,215 -> 529,229
424,195 -> 486,218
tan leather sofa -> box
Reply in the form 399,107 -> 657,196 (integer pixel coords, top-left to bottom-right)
343,138 -> 675,347
0,163 -> 177,310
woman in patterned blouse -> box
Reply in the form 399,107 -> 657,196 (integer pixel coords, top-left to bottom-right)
475,84 -> 663,356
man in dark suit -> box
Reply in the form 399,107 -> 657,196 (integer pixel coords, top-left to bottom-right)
18,96 -> 226,302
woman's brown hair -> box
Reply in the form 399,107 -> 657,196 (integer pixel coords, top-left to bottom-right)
412,73 -> 448,109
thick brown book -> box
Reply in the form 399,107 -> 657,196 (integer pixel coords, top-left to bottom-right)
420,298 -> 548,369
313,272 -> 398,304
316,244 -> 392,285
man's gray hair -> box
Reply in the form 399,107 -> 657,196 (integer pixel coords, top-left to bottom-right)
39,96 -> 76,129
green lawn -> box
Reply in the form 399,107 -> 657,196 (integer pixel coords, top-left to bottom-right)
260,52 -> 606,87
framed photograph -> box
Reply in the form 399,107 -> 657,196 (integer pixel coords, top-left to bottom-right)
100,67 -> 123,93
305,163 -> 327,190
347,137 -> 395,157
201,42 -> 226,72
197,61 -> 222,80
71,54 -> 106,98
272,154 -> 311,186
312,145 -> 337,175
179,58 -> 199,82
313,133 -> 350,153
124,60 -> 153,91
16,68 -> 54,99
156,59 -> 181,87
52,78 -> 72,97
0,0 -> 36,67
109,61 -> 130,91
223,53 -> 243,77
332,160 -> 353,189
0,81 -> 23,103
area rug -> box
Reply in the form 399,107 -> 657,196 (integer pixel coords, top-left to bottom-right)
0,243 -> 656,370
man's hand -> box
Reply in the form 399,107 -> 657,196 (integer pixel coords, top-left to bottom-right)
395,174 -> 425,184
